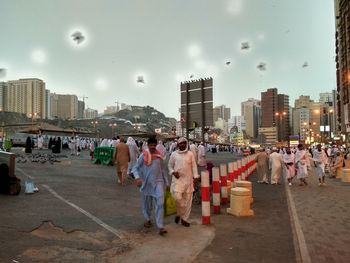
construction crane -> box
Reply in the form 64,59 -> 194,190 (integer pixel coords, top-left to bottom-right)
115,100 -> 120,111
78,95 -> 88,103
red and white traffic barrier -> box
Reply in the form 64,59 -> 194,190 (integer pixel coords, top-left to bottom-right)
228,162 -> 234,182
237,160 -> 242,180
212,167 -> 221,214
220,164 -> 228,204
247,156 -> 252,177
201,170 -> 211,224
233,161 -> 239,181
241,158 -> 247,180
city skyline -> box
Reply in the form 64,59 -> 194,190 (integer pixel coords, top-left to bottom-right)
0,0 -> 336,118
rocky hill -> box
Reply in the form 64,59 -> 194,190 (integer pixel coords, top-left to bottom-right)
0,106 -> 177,138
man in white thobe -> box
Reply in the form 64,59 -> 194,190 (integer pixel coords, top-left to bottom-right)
168,137 -> 199,227
295,144 -> 308,186
269,147 -> 283,185
197,142 -> 207,168
189,141 -> 198,164
283,148 -> 295,186
37,135 -> 44,150
127,136 -> 140,177
313,144 -> 328,186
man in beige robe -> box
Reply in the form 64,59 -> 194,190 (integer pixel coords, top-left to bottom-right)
115,137 -> 130,186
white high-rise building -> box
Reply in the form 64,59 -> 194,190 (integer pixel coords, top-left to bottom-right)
84,108 -> 98,119
228,116 -> 246,134
104,106 -> 118,115
319,92 -> 333,105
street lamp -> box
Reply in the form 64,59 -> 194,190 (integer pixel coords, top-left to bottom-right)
91,120 -> 98,139
29,112 -> 38,130
328,109 -> 334,140
109,123 -> 117,138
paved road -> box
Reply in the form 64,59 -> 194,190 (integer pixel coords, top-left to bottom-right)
0,148 -> 349,262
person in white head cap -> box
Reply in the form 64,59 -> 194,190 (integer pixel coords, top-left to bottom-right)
313,144 -> 328,186
295,144 -> 308,186
197,142 -> 207,168
168,137 -> 199,227
269,147 -> 283,184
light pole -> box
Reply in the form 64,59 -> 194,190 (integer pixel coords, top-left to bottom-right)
328,109 -> 334,141
29,112 -> 38,130
91,120 -> 98,139
109,123 -> 117,138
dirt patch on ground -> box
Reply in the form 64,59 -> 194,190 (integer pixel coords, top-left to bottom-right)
19,221 -> 146,263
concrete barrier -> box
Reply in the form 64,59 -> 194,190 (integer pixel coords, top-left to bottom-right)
235,180 -> 253,204
227,187 -> 254,217
336,167 -> 343,179
342,169 -> 350,183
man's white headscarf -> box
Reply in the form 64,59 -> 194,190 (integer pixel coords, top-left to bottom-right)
127,136 -> 137,146
177,137 -> 188,153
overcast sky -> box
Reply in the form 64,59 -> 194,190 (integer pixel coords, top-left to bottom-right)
0,0 -> 336,119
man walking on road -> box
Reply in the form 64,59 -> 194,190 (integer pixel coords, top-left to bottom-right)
197,142 -> 207,170
295,144 -> 308,186
115,137 -> 130,186
283,148 -> 295,186
255,148 -> 269,184
133,137 -> 169,236
269,147 -> 283,185
168,137 -> 199,227
313,144 -> 328,186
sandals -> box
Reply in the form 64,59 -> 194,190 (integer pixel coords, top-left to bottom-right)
143,220 -> 152,228
159,228 -> 168,236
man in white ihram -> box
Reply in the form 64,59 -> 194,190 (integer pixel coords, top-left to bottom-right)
168,137 -> 199,227
269,147 -> 283,185
313,144 -> 328,186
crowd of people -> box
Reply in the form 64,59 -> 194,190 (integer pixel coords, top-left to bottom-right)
4,133 -> 349,236
255,143 -> 348,187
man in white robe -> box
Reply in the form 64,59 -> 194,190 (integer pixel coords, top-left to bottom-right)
189,141 -> 198,164
283,148 -> 295,186
295,144 -> 308,186
156,140 -> 167,159
168,137 -> 199,227
37,135 -> 44,150
269,147 -> 283,185
197,142 -> 207,168
127,136 -> 140,177
313,144 -> 328,186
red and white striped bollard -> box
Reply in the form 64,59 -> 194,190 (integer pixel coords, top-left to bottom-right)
201,170 -> 211,224
212,167 -> 220,214
220,164 -> 228,204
